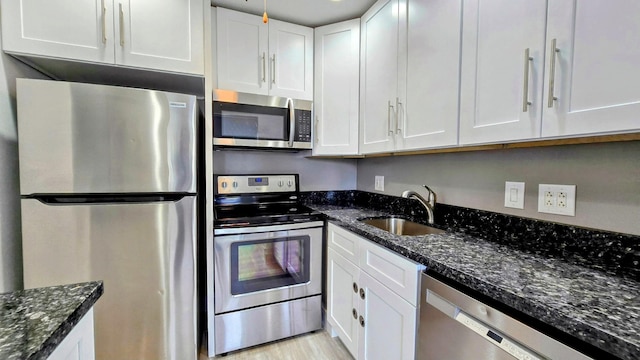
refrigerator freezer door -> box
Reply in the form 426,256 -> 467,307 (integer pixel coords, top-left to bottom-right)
17,79 -> 197,195
21,196 -> 197,360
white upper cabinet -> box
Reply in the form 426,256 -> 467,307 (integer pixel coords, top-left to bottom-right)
0,0 -> 205,75
542,0 -> 640,137
1,0 -> 115,64
115,0 -> 204,75
216,8 -> 313,100
459,0 -> 548,145
216,7 -> 268,94
313,19 -> 360,156
400,0 -> 462,150
360,0 -> 463,155
359,0 -> 401,154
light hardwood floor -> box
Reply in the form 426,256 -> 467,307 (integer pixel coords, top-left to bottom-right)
200,330 -> 353,360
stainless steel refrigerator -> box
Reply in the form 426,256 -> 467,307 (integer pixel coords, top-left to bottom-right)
17,79 -> 198,359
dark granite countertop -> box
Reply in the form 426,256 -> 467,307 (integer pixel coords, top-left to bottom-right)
0,281 -> 104,360
311,204 -> 640,360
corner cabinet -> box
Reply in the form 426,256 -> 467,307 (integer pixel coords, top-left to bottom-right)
0,0 -> 205,75
216,7 -> 313,100
326,223 -> 424,360
313,19 -> 360,156
360,0 -> 463,154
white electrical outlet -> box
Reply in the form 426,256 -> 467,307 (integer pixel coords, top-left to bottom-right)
504,181 -> 525,209
374,176 -> 384,191
538,184 -> 576,216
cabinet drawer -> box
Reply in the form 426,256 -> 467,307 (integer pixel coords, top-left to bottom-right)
358,239 -> 423,306
327,223 -> 361,264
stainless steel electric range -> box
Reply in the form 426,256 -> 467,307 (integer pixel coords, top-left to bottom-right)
207,174 -> 324,356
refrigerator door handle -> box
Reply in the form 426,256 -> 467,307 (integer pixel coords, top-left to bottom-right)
27,193 -> 193,205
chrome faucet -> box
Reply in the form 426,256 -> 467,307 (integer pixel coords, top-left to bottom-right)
402,185 -> 436,225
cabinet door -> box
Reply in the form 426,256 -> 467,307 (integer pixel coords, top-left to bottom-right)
313,19 -> 360,156
542,1 -> 640,137
115,0 -> 204,75
47,309 -> 95,360
358,272 -> 417,360
327,248 -> 360,358
399,0 -> 462,150
459,0 -> 547,145
0,0 -> 114,64
268,19 -> 314,100
359,0 -> 401,154
216,7 -> 268,94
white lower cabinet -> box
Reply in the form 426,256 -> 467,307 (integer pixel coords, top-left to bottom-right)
48,308 -> 96,360
326,223 -> 423,360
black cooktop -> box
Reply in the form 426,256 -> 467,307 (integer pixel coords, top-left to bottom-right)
214,200 -> 323,228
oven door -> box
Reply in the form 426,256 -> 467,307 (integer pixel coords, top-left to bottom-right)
214,223 -> 323,314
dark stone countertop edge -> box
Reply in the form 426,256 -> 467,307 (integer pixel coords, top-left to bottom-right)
29,282 -> 104,360
316,208 -> 638,360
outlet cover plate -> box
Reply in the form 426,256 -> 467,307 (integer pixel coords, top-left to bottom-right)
504,181 -> 525,209
538,184 -> 576,216
374,176 -> 384,191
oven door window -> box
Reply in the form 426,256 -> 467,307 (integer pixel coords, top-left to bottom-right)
230,236 -> 310,295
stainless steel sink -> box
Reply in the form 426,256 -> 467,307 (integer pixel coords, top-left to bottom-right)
360,217 -> 445,236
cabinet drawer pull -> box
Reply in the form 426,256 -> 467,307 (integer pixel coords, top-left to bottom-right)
353,282 -> 358,293
359,288 -> 365,300
352,308 -> 358,319
522,48 -> 533,112
359,315 -> 365,327
119,3 -> 125,46
101,0 -> 107,44
547,38 -> 560,108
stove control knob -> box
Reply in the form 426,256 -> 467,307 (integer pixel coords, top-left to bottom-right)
232,181 -> 238,188
278,180 -> 284,187
221,182 -> 228,189
287,180 -> 293,188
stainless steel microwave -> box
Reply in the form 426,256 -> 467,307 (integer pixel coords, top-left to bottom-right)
213,90 -> 313,150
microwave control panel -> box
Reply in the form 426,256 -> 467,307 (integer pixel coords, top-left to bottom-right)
294,110 -> 312,142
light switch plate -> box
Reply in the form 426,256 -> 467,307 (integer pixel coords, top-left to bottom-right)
504,181 -> 525,209
374,176 -> 384,191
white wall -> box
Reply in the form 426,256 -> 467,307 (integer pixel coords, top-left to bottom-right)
0,27 -> 47,292
213,150 -> 357,191
357,141 -> 640,236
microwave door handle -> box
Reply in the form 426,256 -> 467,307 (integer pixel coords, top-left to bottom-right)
287,98 -> 295,147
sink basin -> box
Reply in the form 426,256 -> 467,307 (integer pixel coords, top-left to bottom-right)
360,217 -> 445,236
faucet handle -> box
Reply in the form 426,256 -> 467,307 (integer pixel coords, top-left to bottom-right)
422,185 -> 436,206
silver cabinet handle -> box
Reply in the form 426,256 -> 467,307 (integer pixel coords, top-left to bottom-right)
314,116 -> 319,143
261,52 -> 266,83
547,39 -> 560,108
387,101 -> 395,135
119,3 -> 125,46
101,0 -> 107,44
352,308 -> 358,319
359,288 -> 365,300
271,54 -> 276,85
359,315 -> 365,327
395,97 -> 402,135
522,48 -> 533,112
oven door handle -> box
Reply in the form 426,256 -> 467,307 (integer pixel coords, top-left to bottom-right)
287,98 -> 295,148
214,221 -> 324,235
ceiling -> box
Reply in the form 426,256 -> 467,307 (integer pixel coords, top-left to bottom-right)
210,0 -> 377,27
